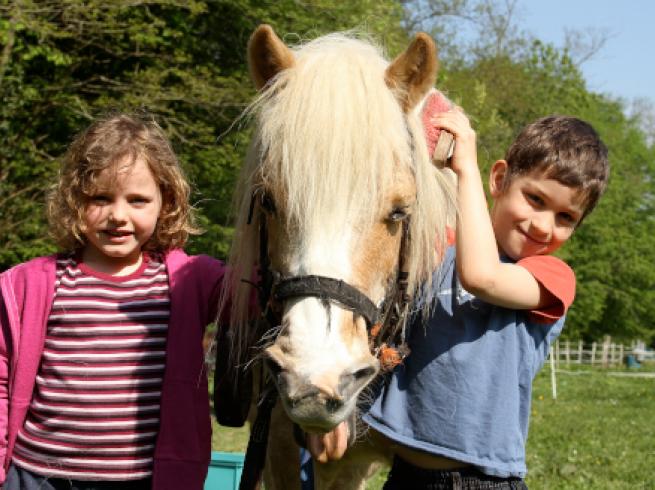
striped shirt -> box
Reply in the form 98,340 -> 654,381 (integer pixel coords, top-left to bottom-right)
12,254 -> 170,480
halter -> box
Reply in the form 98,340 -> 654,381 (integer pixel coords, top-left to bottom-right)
247,188 -> 412,361
238,190 -> 413,490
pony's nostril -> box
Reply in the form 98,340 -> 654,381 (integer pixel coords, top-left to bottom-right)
353,366 -> 376,381
337,364 -> 379,399
325,397 -> 343,413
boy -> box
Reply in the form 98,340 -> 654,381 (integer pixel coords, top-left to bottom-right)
362,111 -> 610,489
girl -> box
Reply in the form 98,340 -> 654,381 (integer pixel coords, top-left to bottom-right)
0,114 -> 226,490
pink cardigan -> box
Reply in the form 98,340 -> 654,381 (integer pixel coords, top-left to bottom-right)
0,250 -> 226,489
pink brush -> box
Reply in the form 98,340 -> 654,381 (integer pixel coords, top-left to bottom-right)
421,90 -> 455,168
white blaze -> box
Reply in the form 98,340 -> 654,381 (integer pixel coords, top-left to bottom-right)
283,228 -> 363,383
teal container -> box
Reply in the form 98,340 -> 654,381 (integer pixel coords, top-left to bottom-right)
205,451 -> 245,490
625,354 -> 641,369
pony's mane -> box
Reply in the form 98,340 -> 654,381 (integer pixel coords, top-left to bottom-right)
222,33 -> 456,360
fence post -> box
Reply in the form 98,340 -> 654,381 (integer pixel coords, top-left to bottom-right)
549,345 -> 557,400
577,340 -> 583,364
565,340 -> 571,366
591,342 -> 597,365
602,336 -> 611,368
619,344 -> 624,366
555,340 -> 560,369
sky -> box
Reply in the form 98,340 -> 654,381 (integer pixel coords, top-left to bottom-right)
518,1 -> 655,106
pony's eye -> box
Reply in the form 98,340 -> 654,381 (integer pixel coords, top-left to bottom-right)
388,207 -> 409,222
261,193 -> 277,214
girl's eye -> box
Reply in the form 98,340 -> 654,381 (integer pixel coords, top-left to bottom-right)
91,196 -> 109,204
130,197 -> 149,204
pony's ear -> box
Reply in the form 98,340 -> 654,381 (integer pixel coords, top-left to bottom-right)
248,24 -> 295,90
385,33 -> 438,112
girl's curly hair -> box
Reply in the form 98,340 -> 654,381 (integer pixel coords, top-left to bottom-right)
47,113 -> 200,252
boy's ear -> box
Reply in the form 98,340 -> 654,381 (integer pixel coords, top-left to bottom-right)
489,160 -> 508,198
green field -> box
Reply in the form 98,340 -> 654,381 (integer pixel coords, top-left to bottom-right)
526,365 -> 654,489
212,364 -> 655,489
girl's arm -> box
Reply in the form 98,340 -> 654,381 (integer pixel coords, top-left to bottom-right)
0,293 -> 10,482
430,110 -> 555,310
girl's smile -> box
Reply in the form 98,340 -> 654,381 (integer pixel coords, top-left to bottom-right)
103,229 -> 134,241
82,157 -> 162,275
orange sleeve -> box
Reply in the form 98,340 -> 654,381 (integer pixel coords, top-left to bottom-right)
435,226 -> 456,261
446,226 -> 456,246
517,255 -> 576,324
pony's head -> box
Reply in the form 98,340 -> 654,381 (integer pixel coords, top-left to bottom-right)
226,25 -> 455,433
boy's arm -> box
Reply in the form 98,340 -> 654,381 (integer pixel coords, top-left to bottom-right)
431,110 -> 557,310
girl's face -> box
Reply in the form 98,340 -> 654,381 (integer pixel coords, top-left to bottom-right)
82,156 -> 162,275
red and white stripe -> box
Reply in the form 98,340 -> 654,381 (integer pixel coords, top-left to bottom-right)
13,255 -> 170,480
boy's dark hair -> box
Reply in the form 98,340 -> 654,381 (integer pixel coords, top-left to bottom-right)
47,113 -> 200,252
504,115 -> 609,219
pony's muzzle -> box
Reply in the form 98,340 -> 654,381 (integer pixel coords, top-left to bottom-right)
264,346 -> 378,431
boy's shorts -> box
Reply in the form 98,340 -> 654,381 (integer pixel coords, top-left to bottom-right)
384,456 -> 528,490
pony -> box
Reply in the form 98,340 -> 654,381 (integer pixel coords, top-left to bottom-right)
220,25 -> 456,489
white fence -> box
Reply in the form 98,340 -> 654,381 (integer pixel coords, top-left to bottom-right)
548,338 -> 654,368
546,338 -> 654,400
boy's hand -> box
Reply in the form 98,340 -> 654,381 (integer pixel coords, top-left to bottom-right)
431,108 -> 477,176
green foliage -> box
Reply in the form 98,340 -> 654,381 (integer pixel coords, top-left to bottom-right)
563,108 -> 655,342
1,0 -> 654,343
437,38 -> 655,344
0,0 -> 406,272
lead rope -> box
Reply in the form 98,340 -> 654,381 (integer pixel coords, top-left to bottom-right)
238,382 -> 278,490
239,198 -> 280,490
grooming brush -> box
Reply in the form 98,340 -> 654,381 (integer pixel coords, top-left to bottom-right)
421,90 -> 455,168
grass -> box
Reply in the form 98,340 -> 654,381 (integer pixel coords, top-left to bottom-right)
212,364 -> 655,489
526,364 -> 655,489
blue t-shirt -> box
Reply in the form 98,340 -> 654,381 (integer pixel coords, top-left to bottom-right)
363,246 -> 564,478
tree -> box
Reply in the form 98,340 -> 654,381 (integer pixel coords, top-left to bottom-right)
0,0 -> 407,270
405,0 -> 655,343
1,0 -> 235,267
3,1 -> 653,343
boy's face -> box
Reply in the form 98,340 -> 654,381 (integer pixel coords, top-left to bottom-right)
489,160 -> 585,260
